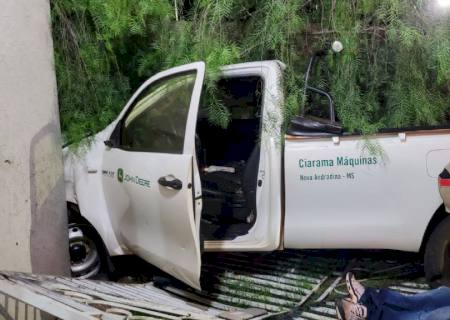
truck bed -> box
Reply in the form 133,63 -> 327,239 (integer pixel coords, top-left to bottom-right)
284,129 -> 450,251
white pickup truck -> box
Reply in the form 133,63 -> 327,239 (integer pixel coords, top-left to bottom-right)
64,47 -> 450,290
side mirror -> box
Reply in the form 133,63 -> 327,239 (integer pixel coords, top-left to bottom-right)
302,40 -> 343,124
105,124 -> 121,148
104,139 -> 115,148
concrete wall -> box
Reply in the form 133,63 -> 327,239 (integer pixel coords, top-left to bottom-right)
0,0 -> 69,275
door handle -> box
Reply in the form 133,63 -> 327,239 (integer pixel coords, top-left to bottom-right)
158,175 -> 183,190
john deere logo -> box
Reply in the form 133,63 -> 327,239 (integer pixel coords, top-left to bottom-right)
116,168 -> 150,188
117,168 -> 124,183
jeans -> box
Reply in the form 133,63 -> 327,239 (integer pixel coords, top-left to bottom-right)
361,286 -> 450,320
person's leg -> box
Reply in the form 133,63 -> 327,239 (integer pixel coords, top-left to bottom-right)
423,306 -> 450,320
368,307 -> 430,320
380,287 -> 450,311
360,289 -> 394,320
361,287 -> 450,313
361,287 -> 396,318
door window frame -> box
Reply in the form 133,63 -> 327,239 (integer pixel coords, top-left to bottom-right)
107,62 -> 206,156
118,71 -> 197,154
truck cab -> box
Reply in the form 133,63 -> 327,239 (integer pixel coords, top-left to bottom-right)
65,57 -> 450,289
65,61 -> 284,289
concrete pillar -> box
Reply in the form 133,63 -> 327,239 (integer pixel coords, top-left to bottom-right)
0,0 -> 70,275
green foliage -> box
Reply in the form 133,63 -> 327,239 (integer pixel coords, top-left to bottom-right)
52,0 -> 450,144
52,0 -> 172,144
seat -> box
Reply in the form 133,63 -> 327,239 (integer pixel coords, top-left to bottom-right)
201,145 -> 260,223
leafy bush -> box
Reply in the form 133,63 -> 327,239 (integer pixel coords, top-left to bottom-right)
51,0 -> 450,144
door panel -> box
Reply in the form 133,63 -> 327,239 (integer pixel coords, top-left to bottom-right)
102,62 -> 205,289
104,151 -> 200,288
284,133 -> 447,252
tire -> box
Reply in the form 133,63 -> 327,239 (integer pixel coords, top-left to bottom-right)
68,221 -> 103,278
424,215 -> 450,287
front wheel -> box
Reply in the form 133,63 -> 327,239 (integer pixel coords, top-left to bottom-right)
68,222 -> 102,278
424,215 -> 450,287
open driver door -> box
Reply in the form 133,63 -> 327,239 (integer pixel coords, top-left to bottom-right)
102,62 -> 205,289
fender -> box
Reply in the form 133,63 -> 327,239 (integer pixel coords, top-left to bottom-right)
63,122 -> 126,256
418,161 -> 450,251
420,204 -> 448,253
